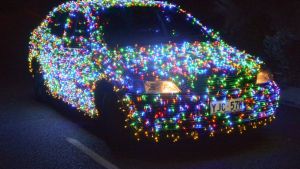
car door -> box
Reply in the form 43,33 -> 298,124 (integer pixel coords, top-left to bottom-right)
48,10 -> 94,105
42,10 -> 69,96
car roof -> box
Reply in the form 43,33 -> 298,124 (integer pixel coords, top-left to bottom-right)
78,0 -> 174,8
44,0 -> 220,41
51,0 -> 176,13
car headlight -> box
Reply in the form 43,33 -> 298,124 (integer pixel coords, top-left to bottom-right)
256,70 -> 273,84
144,81 -> 181,94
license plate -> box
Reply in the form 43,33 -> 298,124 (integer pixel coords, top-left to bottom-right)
210,98 -> 244,114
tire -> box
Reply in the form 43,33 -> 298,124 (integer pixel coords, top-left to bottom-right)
32,61 -> 49,102
94,81 -> 131,147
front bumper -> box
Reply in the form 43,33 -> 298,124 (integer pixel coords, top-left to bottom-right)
122,81 -> 280,142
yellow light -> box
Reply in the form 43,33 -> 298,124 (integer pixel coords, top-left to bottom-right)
144,81 -> 181,94
256,71 -> 272,84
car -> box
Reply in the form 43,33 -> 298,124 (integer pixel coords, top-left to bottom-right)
28,0 -> 280,142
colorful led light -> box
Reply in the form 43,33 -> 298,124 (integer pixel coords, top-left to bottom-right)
29,0 -> 280,142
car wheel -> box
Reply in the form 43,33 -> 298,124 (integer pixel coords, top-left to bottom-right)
32,61 -> 49,102
95,81 -> 131,147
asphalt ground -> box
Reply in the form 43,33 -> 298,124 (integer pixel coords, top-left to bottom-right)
0,79 -> 299,169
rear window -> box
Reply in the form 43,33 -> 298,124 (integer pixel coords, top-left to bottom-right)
67,12 -> 89,38
48,11 -> 68,37
48,11 -> 89,39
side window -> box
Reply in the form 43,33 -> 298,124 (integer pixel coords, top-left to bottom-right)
48,11 -> 68,37
67,12 -> 89,39
98,7 -> 165,47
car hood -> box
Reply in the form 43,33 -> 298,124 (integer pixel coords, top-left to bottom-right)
101,41 -> 262,91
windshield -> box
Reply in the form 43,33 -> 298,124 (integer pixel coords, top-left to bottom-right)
97,6 -> 212,47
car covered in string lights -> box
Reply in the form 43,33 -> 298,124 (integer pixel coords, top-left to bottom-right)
29,0 -> 280,142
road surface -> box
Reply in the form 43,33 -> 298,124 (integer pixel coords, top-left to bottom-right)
0,79 -> 299,169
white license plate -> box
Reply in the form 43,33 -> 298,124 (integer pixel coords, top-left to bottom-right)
210,98 -> 244,114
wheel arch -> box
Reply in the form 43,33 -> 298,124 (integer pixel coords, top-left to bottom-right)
93,78 -> 126,114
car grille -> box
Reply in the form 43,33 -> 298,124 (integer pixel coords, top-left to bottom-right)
193,74 -> 254,96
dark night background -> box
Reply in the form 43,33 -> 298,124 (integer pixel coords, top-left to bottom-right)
0,1 -> 300,169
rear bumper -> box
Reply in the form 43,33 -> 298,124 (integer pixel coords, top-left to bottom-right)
123,81 -> 280,141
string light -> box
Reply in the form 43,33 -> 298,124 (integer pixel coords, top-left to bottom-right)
28,0 -> 280,142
